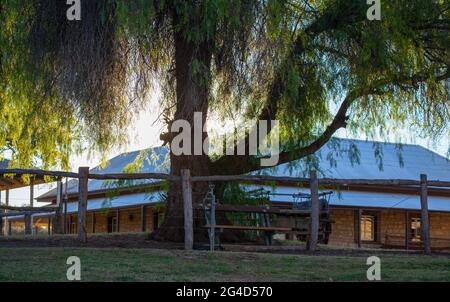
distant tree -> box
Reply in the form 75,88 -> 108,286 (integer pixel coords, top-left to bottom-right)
0,0 -> 448,241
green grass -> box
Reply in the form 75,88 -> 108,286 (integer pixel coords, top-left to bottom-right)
0,248 -> 449,281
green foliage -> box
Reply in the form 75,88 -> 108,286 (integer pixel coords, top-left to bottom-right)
0,0 -> 448,170
222,182 -> 270,230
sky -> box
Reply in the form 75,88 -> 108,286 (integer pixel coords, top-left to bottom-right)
2,97 -> 449,207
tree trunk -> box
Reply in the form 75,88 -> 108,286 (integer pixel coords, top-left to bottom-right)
151,15 -> 213,242
151,12 -> 256,243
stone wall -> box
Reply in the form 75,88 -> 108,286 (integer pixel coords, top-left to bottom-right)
328,207 -> 450,249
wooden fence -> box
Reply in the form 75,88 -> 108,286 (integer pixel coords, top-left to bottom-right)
1,167 -> 450,254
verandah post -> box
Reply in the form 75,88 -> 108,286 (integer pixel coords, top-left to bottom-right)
356,208 -> 362,248
420,174 -> 431,255
405,210 -> 409,250
308,170 -> 319,252
92,212 -> 96,233
24,213 -> 32,235
181,169 -> 193,250
77,167 -> 89,243
141,205 -> 147,232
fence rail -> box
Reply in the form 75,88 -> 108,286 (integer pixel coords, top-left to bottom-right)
2,168 -> 450,187
1,167 -> 450,254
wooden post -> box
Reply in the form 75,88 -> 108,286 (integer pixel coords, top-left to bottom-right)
0,190 -> 3,236
48,216 -> 51,235
63,178 -> 68,234
181,169 -> 193,250
209,191 -> 216,252
5,189 -> 9,236
357,209 -> 362,248
30,180 -> 34,208
116,208 -> 120,232
141,205 -> 147,232
405,211 -> 409,250
24,214 -> 32,235
92,212 -> 96,234
54,179 -> 63,234
24,182 -> 34,235
420,174 -> 431,255
77,167 -> 89,243
308,170 -> 319,252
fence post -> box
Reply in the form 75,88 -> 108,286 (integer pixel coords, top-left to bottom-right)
0,190 -> 3,236
308,170 -> 319,251
420,174 -> 431,255
24,181 -> 35,235
181,169 -> 193,250
77,167 -> 89,243
5,189 -> 9,236
63,178 -> 68,234
54,179 -> 63,234
30,180 -> 34,208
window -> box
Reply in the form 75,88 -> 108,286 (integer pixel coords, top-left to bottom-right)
361,215 -> 376,242
410,217 -> 421,242
107,216 -> 118,233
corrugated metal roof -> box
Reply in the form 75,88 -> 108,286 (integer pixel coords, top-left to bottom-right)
37,138 -> 450,201
31,191 -> 162,218
37,147 -> 169,200
257,138 -> 450,181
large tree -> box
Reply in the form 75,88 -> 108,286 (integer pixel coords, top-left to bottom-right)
1,0 -> 449,240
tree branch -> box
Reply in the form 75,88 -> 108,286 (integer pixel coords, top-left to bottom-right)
210,2 -> 368,174
210,66 -> 450,175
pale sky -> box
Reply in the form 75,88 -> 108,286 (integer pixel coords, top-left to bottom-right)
2,96 -> 449,207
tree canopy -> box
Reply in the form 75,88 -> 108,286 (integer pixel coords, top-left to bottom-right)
0,0 -> 449,170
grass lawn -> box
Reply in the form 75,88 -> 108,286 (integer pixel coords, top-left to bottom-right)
0,247 -> 449,281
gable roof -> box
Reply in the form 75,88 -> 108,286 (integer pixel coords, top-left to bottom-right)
37,146 -> 169,200
36,138 -> 450,201
260,138 -> 450,181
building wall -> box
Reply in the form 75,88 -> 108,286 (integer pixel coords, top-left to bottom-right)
429,213 -> 450,248
379,210 -> 407,246
328,207 -> 450,249
63,205 -> 160,234
328,208 -> 356,247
